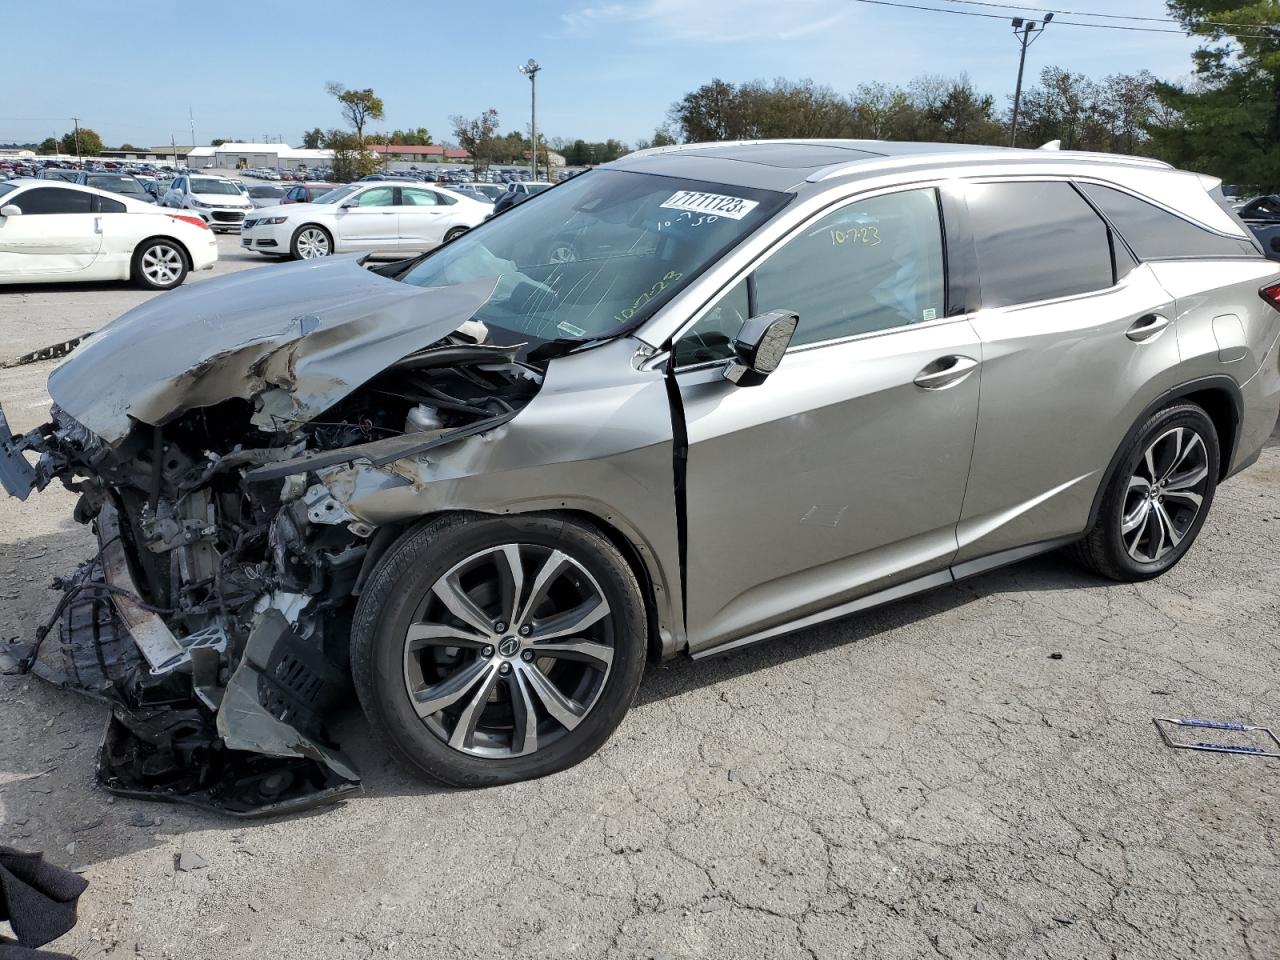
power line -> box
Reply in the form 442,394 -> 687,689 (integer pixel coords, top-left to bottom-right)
937,0 -> 1251,29
847,0 -> 1280,38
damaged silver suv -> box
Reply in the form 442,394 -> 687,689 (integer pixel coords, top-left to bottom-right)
3,140 -> 1279,814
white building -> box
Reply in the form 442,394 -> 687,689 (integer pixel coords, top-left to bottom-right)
185,143 -> 332,171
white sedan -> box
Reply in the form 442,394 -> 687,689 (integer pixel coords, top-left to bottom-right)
0,179 -> 218,289
240,182 -> 490,260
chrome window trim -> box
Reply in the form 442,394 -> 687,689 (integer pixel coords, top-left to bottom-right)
664,179 -> 952,370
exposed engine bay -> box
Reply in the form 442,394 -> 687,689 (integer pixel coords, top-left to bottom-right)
0,258 -> 546,815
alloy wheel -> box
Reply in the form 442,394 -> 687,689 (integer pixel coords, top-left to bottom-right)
296,227 -> 330,258
1121,426 -> 1210,563
141,243 -> 183,286
402,544 -> 615,758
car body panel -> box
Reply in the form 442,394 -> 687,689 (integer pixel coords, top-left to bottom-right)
676,316 -> 982,651
46,254 -> 497,443
954,264 -> 1182,561
0,181 -> 216,285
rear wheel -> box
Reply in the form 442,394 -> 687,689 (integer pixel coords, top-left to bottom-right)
290,224 -> 332,259
1074,402 -> 1219,581
133,239 -> 188,290
351,514 -> 648,787
444,226 -> 469,243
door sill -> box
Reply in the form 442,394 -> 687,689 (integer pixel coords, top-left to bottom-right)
690,535 -> 1079,660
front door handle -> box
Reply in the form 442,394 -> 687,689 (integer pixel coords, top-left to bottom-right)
914,355 -> 979,390
1126,313 -> 1170,342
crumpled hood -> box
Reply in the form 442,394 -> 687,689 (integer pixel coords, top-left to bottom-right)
48,254 -> 496,442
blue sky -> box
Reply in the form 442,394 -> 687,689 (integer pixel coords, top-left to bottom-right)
3,1 -> 1200,149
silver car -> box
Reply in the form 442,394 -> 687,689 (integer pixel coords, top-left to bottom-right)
2,140 -> 1278,812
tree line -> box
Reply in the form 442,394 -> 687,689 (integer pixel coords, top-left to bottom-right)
666,71 -> 1169,158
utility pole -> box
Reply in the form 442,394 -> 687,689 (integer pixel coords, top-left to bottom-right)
1009,13 -> 1052,148
519,58 -> 541,180
72,117 -> 82,164
189,107 -> 196,149
171,134 -> 177,168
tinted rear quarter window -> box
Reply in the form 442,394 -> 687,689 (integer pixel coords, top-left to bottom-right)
1076,182 -> 1259,260
967,180 -> 1114,308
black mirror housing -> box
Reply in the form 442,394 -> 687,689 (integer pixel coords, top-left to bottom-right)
724,310 -> 799,386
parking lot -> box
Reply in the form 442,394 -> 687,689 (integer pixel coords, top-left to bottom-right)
0,233 -> 1277,958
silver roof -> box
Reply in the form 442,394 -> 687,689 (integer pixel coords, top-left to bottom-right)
608,139 -> 1175,194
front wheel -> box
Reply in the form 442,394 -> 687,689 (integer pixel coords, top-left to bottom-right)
351,514 -> 648,787
1074,402 -> 1219,581
133,239 -> 188,290
290,224 -> 332,259
443,226 -> 469,243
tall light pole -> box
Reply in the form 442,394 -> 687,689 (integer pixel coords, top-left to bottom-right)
72,117 -> 82,164
1009,12 -> 1052,148
518,58 -> 541,181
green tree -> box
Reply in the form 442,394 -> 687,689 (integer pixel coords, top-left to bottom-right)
301,127 -> 325,149
389,127 -> 433,146
59,127 -> 103,156
325,82 -> 385,146
450,109 -> 500,173
37,137 -> 58,155
322,128 -> 379,182
1146,2 -> 1280,187
118,142 -> 140,151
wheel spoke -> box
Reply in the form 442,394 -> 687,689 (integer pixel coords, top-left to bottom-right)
514,549 -> 570,628
411,656 -> 494,719
1143,444 -> 1159,484
531,637 -> 614,669
494,544 -> 525,628
406,621 -> 489,651
1144,505 -> 1166,561
1162,488 -> 1203,510
432,572 -> 497,635
1165,463 -> 1208,492
447,665 -> 501,750
530,595 -> 610,641
509,669 -> 538,756
522,663 -> 586,731
1164,430 -> 1202,481
1155,502 -> 1184,548
1122,498 -> 1150,536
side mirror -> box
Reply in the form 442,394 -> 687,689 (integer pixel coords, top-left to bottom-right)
0,204 -> 21,217
723,310 -> 799,386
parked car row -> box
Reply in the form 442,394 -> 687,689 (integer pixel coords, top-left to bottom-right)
240,182 -> 490,259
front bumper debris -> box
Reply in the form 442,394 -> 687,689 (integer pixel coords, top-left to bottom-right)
5,507 -> 360,817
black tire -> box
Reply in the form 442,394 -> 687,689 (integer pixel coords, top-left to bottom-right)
351,513 -> 648,787
290,223 -> 333,260
132,238 -> 189,290
1073,401 -> 1219,581
443,226 -> 469,243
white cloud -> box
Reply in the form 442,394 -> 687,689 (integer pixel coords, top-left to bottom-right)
561,0 -> 849,44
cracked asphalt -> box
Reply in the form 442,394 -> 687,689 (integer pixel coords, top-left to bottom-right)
2,234 -> 1279,959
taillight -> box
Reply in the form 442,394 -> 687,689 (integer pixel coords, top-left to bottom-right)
168,214 -> 209,231
1260,281 -> 1280,311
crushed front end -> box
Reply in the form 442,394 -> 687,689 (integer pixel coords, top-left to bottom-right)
0,260 -> 542,816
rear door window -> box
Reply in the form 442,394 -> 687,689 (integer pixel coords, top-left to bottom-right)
1077,182 -> 1260,260
966,180 -> 1114,308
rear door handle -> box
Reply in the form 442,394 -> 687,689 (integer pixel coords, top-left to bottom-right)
1126,313 -> 1170,342
914,355 -> 979,390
